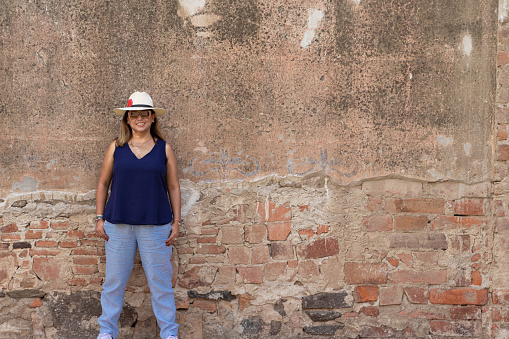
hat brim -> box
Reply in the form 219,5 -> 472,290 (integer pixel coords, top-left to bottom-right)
114,107 -> 167,116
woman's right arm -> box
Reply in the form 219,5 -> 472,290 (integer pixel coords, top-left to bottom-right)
95,141 -> 116,241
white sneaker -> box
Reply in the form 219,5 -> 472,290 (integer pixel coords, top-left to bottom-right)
97,334 -> 113,339
165,336 -> 178,339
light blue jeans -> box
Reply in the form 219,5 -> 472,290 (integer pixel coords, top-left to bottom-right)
98,221 -> 178,339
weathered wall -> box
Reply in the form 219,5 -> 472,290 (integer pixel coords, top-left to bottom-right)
0,0 -> 503,338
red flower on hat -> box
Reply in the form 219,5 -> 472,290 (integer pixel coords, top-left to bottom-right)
127,99 -> 133,107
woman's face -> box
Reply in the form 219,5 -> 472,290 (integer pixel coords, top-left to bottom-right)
127,110 -> 155,134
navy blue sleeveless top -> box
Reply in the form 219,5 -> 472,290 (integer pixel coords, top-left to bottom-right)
104,140 -> 173,225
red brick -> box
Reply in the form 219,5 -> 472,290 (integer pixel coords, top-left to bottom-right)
33,257 -> 63,283
499,145 -> 509,160
362,216 -> 393,232
495,200 -> 506,216
80,240 -> 103,247
1,234 -> 21,242
495,217 -> 509,232
492,308 -> 503,322
387,198 -> 444,214
237,266 -> 263,284
267,222 -> 292,241
50,221 -> 69,230
296,237 -> 339,259
194,299 -> 217,313
29,220 -> 49,229
379,286 -> 403,306
72,248 -> 104,256
67,230 -> 85,238
25,230 -> 43,239
233,204 -> 249,223
452,234 -> 471,252
197,237 -> 216,243
73,257 -> 98,265
264,262 -> 286,281
429,320 -> 480,337
493,290 -> 509,304
297,260 -> 319,277
394,216 -> 427,232
354,286 -> 378,302
390,269 -> 447,285
69,278 -> 87,286
1,223 -> 18,233
74,266 -> 97,275
316,224 -> 329,235
221,227 -> 243,244
397,253 -> 412,267
270,241 -> 294,260
256,201 -> 291,222
35,241 -> 58,248
298,229 -> 314,239
29,249 -> 61,256
454,199 -> 484,216
30,298 -> 43,308
498,126 -> 508,140
196,244 -> 226,255
450,306 -> 481,320
298,205 -> 309,212
359,306 -> 379,317
429,288 -> 488,305
432,216 -> 485,230
344,262 -> 387,284
189,257 -> 207,264
90,277 -> 103,285
498,51 -> 509,66
228,246 -> 250,264
404,287 -> 428,304
386,257 -> 399,267
201,227 -> 218,235
244,224 -> 266,243
252,245 -> 270,264
366,196 -> 383,211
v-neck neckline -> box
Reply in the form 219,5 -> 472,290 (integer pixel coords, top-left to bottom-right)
128,142 -> 156,160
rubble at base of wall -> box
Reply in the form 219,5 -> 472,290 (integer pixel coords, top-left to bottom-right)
0,174 -> 503,338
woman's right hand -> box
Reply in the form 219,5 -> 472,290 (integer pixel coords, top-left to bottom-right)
95,219 -> 109,241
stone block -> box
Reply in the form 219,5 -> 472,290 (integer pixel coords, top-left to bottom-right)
303,325 -> 344,336
188,290 -> 236,301
387,198 -> 445,214
228,246 -> 251,264
178,266 -> 217,289
214,266 -> 236,285
264,262 -> 286,281
404,287 -> 428,304
389,233 -> 447,249
394,215 -> 428,232
297,260 -> 319,277
256,201 -> 291,222
389,269 -> 447,284
362,179 -> 422,196
429,320 -> 481,337
379,286 -> 404,305
305,310 -> 342,322
450,306 -> 481,320
237,266 -> 263,284
302,292 -> 352,309
454,199 -> 485,216
251,245 -> 270,264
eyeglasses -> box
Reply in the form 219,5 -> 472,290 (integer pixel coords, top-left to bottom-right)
128,111 -> 152,118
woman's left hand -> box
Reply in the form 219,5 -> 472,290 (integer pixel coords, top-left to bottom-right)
165,221 -> 179,246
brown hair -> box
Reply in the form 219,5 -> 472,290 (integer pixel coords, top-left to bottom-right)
115,110 -> 166,147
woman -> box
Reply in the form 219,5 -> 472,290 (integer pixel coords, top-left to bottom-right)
95,92 -> 181,339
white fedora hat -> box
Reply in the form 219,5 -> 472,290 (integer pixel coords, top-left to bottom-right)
114,92 -> 167,116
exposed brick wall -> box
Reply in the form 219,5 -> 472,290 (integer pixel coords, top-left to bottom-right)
0,176 -> 499,338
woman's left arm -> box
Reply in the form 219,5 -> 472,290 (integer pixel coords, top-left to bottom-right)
165,142 -> 181,246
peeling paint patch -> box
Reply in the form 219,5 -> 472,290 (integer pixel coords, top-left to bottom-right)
178,0 -> 205,17
12,177 -> 39,193
464,142 -> 472,156
300,9 -> 324,48
460,34 -> 472,57
437,135 -> 453,147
